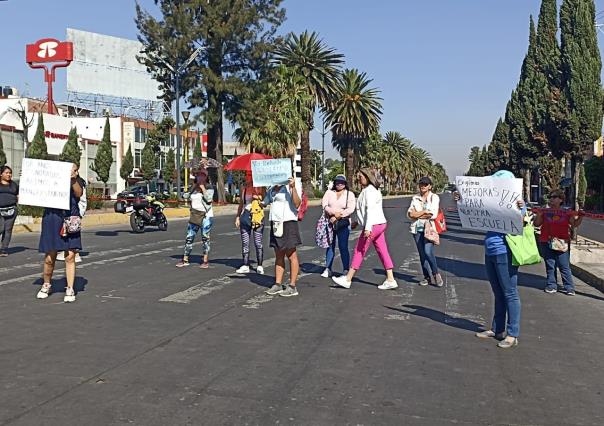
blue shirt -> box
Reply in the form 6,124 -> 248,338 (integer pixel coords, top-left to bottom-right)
484,205 -> 527,257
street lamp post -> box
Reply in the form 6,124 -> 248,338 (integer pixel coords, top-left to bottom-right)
156,46 -> 204,201
182,110 -> 191,190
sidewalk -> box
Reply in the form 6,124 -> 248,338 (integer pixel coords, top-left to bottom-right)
571,236 -> 604,293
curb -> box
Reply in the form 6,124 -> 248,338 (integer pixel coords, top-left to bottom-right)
571,264 -> 604,293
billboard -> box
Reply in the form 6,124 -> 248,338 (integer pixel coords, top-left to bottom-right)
66,28 -> 162,101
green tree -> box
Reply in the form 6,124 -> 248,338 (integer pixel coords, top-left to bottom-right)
140,144 -> 156,182
162,148 -> 176,190
193,135 -> 202,160
467,146 -> 483,176
577,163 -> 587,208
146,116 -> 174,168
558,0 -> 603,209
584,155 -> 604,210
0,132 -> 6,166
486,118 -> 510,174
274,31 -> 344,195
120,149 -> 134,182
234,64 -> 312,158
91,117 -> 113,194
27,114 -> 48,160
59,128 -> 82,166
136,0 -> 286,203
326,69 -> 383,185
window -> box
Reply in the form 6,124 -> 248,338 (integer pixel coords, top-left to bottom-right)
135,149 -> 142,168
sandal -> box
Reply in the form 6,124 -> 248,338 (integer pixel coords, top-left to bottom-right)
200,263 -> 209,269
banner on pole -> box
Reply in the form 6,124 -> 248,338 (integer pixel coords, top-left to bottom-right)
251,159 -> 292,187
455,176 -> 524,235
19,159 -> 72,210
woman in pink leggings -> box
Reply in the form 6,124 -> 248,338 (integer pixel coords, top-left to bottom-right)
332,168 -> 397,290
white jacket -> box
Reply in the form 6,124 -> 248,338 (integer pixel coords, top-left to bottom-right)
356,185 -> 387,231
407,192 -> 440,234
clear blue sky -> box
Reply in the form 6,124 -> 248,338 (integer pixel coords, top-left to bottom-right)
2,0 -> 604,179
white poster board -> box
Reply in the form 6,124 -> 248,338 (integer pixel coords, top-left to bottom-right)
19,159 -> 72,210
251,159 -> 292,187
455,176 -> 524,235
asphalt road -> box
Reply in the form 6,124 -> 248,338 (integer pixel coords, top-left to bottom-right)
579,217 -> 604,243
0,195 -> 603,426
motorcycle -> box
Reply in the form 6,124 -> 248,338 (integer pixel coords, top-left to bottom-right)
115,193 -> 168,233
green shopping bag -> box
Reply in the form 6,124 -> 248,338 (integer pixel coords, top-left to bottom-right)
505,224 -> 542,266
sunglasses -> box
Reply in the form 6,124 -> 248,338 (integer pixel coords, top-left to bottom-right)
334,181 -> 346,185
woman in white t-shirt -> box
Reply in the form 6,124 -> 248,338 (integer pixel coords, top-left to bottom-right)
176,170 -> 214,268
262,177 -> 302,297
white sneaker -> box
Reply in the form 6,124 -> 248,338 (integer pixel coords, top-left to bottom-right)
256,266 -> 264,275
378,279 -> 398,290
332,275 -> 351,289
64,287 -> 76,303
36,283 -> 52,299
75,253 -> 82,263
56,251 -> 65,261
321,268 -> 331,278
236,265 -> 251,274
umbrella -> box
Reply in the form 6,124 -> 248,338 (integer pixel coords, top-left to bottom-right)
224,152 -> 272,171
186,157 -> 222,169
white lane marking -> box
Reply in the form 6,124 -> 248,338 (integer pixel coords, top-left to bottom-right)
385,314 -> 409,321
159,276 -> 233,304
443,254 -> 484,325
0,246 -> 179,287
385,252 -> 416,320
0,239 -> 182,275
242,293 -> 274,309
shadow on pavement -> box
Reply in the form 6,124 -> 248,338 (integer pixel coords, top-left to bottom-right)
386,304 -> 482,332
31,276 -> 89,294
373,268 -> 418,283
436,256 -> 545,291
439,233 -> 484,246
5,246 -> 29,255
94,229 -> 159,237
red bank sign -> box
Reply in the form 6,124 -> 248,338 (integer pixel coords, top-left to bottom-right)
26,38 -> 73,63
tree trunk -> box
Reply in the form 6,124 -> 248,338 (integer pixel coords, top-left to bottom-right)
345,145 -> 354,189
206,92 -> 225,203
523,168 -> 531,203
570,157 -> 581,211
300,129 -> 314,197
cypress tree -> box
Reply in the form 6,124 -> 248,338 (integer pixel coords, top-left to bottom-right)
140,144 -> 156,182
27,114 -> 48,160
59,127 -> 82,166
559,0 -> 603,208
0,132 -> 6,166
162,148 -> 176,188
193,135 -> 202,160
120,149 -> 134,182
91,117 -> 113,194
487,118 -> 510,174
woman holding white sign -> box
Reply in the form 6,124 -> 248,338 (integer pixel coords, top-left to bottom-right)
0,166 -> 19,257
407,176 -> 444,287
36,163 -> 83,303
455,170 -> 525,349
263,177 -> 302,297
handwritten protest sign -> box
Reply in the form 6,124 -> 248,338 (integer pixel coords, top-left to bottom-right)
19,159 -> 72,210
455,176 -> 524,235
251,158 -> 292,187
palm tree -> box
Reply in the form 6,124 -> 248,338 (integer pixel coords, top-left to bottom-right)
382,131 -> 411,191
274,31 -> 344,196
325,69 -> 383,185
234,65 -> 312,158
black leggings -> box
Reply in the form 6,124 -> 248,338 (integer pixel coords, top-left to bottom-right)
0,214 -> 16,250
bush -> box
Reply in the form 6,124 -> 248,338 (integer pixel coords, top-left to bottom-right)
584,194 -> 601,211
17,205 -> 45,218
313,188 -> 324,199
87,188 -> 105,211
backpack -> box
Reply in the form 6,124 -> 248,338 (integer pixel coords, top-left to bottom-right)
297,190 -> 309,221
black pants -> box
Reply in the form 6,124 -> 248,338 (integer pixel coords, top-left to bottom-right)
0,213 -> 16,251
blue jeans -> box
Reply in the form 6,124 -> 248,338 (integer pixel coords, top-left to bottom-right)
484,251 -> 521,337
325,224 -> 350,271
413,232 -> 439,278
541,243 -> 574,292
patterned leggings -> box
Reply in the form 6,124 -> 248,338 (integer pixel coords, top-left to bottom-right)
240,224 -> 264,266
184,218 -> 213,258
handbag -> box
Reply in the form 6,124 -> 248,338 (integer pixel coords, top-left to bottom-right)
315,214 -> 333,248
272,220 -> 284,238
424,220 -> 440,245
434,209 -> 447,234
331,190 -> 350,232
189,208 -> 206,226
548,237 -> 569,253
505,224 -> 542,266
0,206 -> 16,217
62,216 -> 82,235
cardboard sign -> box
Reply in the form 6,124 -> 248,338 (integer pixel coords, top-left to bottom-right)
251,159 -> 292,187
19,159 -> 72,210
455,176 -> 524,235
